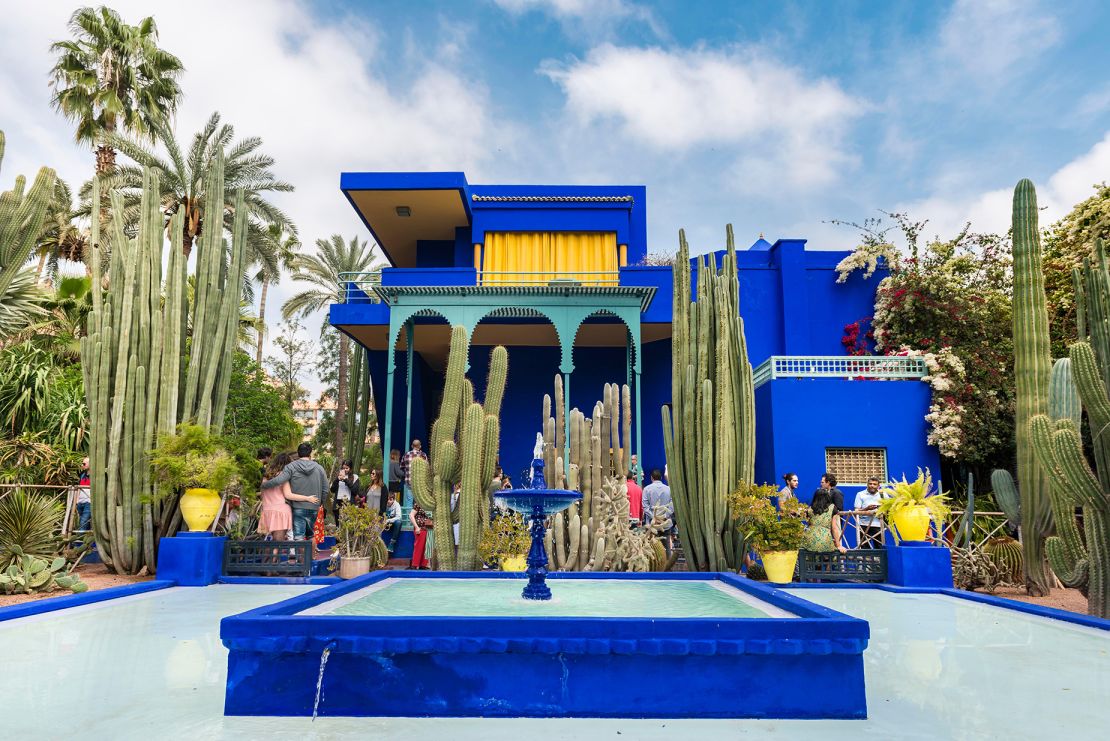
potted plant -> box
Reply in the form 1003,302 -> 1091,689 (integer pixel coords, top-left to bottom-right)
150,424 -> 239,532
333,507 -> 388,579
479,513 -> 531,571
729,483 -> 807,584
878,469 -> 951,543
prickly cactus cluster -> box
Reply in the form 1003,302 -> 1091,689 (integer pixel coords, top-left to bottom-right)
410,326 -> 506,570
999,176 -> 1110,618
662,225 -> 756,571
541,377 -> 669,572
80,153 -> 249,574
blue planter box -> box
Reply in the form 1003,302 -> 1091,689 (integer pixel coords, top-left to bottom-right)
221,572 -> 868,719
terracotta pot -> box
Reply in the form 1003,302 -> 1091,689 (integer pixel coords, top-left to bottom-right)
180,488 -> 221,532
892,505 -> 932,542
337,555 -> 371,579
762,550 -> 799,584
501,555 -> 527,572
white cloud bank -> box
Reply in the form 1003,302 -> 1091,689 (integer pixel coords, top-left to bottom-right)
899,130 -> 1110,239
541,44 -> 864,189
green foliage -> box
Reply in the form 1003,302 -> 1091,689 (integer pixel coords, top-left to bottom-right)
265,320 -> 312,406
334,506 -> 386,562
877,469 -> 952,523
729,482 -> 807,554
836,212 -> 1014,469
0,344 -> 53,435
0,490 -> 63,569
745,562 -> 767,581
1042,183 -> 1110,356
0,547 -> 87,595
0,131 -> 54,341
149,424 -> 239,493
478,512 -> 531,568
0,434 -> 80,486
48,7 -> 183,169
222,352 -> 301,453
982,536 -> 1024,584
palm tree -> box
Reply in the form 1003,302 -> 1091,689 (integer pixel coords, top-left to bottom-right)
282,235 -> 382,460
49,6 -> 184,177
35,179 -> 89,281
88,112 -> 295,264
256,224 -> 299,366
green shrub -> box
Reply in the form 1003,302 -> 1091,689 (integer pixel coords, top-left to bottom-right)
729,482 -> 807,554
0,490 -> 63,569
149,424 -> 239,493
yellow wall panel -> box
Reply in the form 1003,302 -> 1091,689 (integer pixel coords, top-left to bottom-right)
482,232 -> 618,285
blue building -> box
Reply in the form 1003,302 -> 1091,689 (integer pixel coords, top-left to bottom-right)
329,172 -> 939,511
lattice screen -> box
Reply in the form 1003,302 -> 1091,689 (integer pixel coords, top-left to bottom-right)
825,448 -> 887,486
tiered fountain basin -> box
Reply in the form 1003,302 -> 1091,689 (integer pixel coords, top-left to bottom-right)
221,571 -> 869,719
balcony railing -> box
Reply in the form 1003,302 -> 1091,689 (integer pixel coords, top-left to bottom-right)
752,355 -> 928,388
337,269 -> 621,303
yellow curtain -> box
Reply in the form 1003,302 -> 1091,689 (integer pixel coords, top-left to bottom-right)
482,232 -> 618,285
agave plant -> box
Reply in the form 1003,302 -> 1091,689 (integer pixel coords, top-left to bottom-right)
878,468 -> 952,523
0,490 -> 63,569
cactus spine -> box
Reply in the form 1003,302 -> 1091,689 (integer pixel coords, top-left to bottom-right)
661,225 -> 755,571
410,327 -> 506,570
80,153 -> 249,574
1010,179 -> 1056,596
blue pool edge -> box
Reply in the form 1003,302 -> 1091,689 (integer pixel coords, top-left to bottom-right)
0,580 -> 175,623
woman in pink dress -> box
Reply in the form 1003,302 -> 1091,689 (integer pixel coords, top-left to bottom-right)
259,453 -> 296,539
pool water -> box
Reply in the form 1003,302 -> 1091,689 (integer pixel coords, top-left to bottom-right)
1,584 -> 1108,738
300,577 -> 792,618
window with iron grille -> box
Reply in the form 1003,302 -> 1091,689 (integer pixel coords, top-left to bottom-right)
825,448 -> 887,486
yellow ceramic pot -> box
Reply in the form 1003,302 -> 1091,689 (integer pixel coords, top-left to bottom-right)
762,550 -> 799,584
180,488 -> 221,532
501,555 -> 527,572
891,505 -> 932,542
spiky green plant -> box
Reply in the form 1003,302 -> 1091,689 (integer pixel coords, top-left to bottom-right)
0,131 -> 55,341
661,224 -> 756,571
1009,178 -> 1056,596
410,326 -> 505,570
81,150 -> 249,574
0,490 -> 63,569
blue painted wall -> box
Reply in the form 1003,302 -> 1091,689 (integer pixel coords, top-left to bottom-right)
753,377 -> 940,506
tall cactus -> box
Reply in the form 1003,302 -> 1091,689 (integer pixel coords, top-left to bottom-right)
661,225 -> 755,571
0,131 -> 56,339
80,153 -> 250,574
1033,359 -> 1090,591
410,326 -> 506,570
1028,238 -> 1110,617
1010,179 -> 1055,596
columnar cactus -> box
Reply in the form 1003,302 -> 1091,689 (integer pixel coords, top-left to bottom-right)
0,131 -> 57,339
1010,179 -> 1056,596
661,225 -> 755,571
1027,238 -> 1110,617
410,326 -> 506,570
81,152 -> 249,574
540,377 -> 669,572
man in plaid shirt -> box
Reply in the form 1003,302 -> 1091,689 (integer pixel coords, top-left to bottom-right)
400,439 -> 427,508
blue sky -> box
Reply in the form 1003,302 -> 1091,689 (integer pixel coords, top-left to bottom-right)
2,0 -> 1109,389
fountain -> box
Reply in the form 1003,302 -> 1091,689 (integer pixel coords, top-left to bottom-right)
219,438 -> 869,720
495,435 -> 581,601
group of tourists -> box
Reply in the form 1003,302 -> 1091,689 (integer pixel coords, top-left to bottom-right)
256,443 -> 404,557
778,472 -> 886,553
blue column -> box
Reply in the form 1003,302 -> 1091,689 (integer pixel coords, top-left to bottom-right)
773,239 -> 811,355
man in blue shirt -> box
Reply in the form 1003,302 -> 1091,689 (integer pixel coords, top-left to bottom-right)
642,468 -> 674,551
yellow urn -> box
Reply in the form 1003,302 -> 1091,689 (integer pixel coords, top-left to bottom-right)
761,550 -> 799,584
180,488 -> 221,532
501,555 -> 527,572
891,505 -> 932,542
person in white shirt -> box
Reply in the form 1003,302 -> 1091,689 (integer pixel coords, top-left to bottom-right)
382,492 -> 403,555
853,477 -> 884,548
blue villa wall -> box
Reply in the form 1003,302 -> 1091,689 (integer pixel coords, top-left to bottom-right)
336,173 -> 933,497
754,378 -> 939,504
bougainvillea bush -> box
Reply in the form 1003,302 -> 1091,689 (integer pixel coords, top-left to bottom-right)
835,212 -> 1014,472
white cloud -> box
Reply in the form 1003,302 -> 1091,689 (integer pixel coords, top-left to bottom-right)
493,0 -> 665,38
1,1 -> 511,394
542,44 -> 864,189
939,0 -> 1061,80
897,130 -> 1110,238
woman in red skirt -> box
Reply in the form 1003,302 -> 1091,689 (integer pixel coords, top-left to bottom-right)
409,504 -> 433,569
